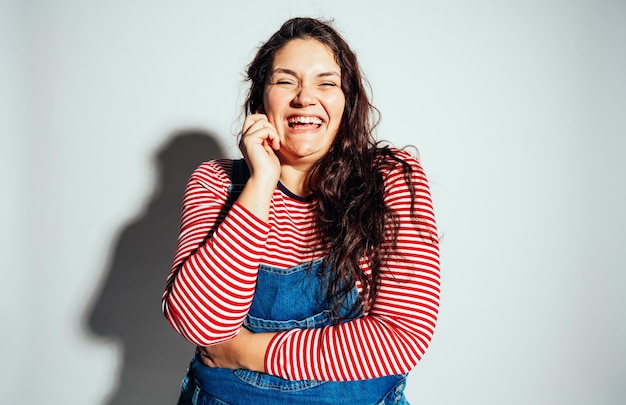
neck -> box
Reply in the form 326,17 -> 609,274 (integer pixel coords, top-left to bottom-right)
279,163 -> 314,196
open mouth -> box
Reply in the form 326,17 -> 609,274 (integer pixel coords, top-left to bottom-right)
287,116 -> 323,129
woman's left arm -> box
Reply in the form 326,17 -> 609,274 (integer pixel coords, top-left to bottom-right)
200,152 -> 440,380
265,151 -> 440,381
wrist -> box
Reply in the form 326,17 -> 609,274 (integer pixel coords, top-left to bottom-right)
239,331 -> 276,373
236,179 -> 276,222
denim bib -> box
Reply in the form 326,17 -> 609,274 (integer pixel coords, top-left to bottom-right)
178,259 -> 408,405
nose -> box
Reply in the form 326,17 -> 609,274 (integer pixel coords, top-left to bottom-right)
292,84 -> 316,107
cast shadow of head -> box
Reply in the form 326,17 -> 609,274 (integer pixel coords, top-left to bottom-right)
85,129 -> 229,405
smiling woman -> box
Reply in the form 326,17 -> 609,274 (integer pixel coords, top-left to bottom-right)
263,39 -> 345,167
162,17 -> 440,405
263,38 -> 346,182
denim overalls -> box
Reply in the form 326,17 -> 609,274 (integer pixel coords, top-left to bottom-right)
177,259 -> 408,405
177,160 -> 408,404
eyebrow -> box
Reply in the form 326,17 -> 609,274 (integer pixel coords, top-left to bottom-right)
270,68 -> 341,78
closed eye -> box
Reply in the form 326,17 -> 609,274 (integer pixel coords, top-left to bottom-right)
270,77 -> 298,87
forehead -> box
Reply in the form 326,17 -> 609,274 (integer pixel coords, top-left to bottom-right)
271,39 -> 340,71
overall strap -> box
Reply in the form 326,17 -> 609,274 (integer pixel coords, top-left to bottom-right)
228,158 -> 250,204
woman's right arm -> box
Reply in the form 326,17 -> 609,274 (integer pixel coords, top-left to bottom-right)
162,114 -> 280,347
161,160 -> 271,346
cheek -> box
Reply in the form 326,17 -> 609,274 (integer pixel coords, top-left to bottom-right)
261,91 -> 271,114
262,90 -> 283,120
327,94 -> 346,117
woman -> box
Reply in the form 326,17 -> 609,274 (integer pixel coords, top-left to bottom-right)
162,17 -> 440,405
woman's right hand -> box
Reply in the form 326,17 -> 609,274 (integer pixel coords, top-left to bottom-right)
235,114 -> 281,222
239,113 -> 281,185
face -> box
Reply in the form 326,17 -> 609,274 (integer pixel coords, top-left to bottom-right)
263,38 -> 346,165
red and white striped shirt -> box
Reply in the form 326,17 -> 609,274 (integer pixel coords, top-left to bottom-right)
162,149 -> 440,381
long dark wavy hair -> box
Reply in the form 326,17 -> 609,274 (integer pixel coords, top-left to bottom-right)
243,17 -> 425,319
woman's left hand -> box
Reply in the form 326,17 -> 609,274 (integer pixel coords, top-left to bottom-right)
197,328 -> 276,372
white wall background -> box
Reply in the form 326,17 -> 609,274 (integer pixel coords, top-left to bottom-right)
2,0 -> 625,404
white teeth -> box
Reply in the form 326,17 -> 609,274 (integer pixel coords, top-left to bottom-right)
288,116 -> 322,125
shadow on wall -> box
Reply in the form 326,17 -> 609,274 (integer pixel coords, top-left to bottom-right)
84,130 -> 228,405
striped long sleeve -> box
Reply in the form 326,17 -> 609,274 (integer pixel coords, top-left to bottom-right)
162,160 -> 270,345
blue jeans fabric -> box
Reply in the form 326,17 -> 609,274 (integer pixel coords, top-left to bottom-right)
177,259 -> 409,405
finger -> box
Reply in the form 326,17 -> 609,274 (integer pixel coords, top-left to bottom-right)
242,113 -> 269,135
241,122 -> 280,150
261,139 -> 273,154
263,141 -> 277,156
198,351 -> 216,368
243,119 -> 275,140
270,132 -> 280,150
